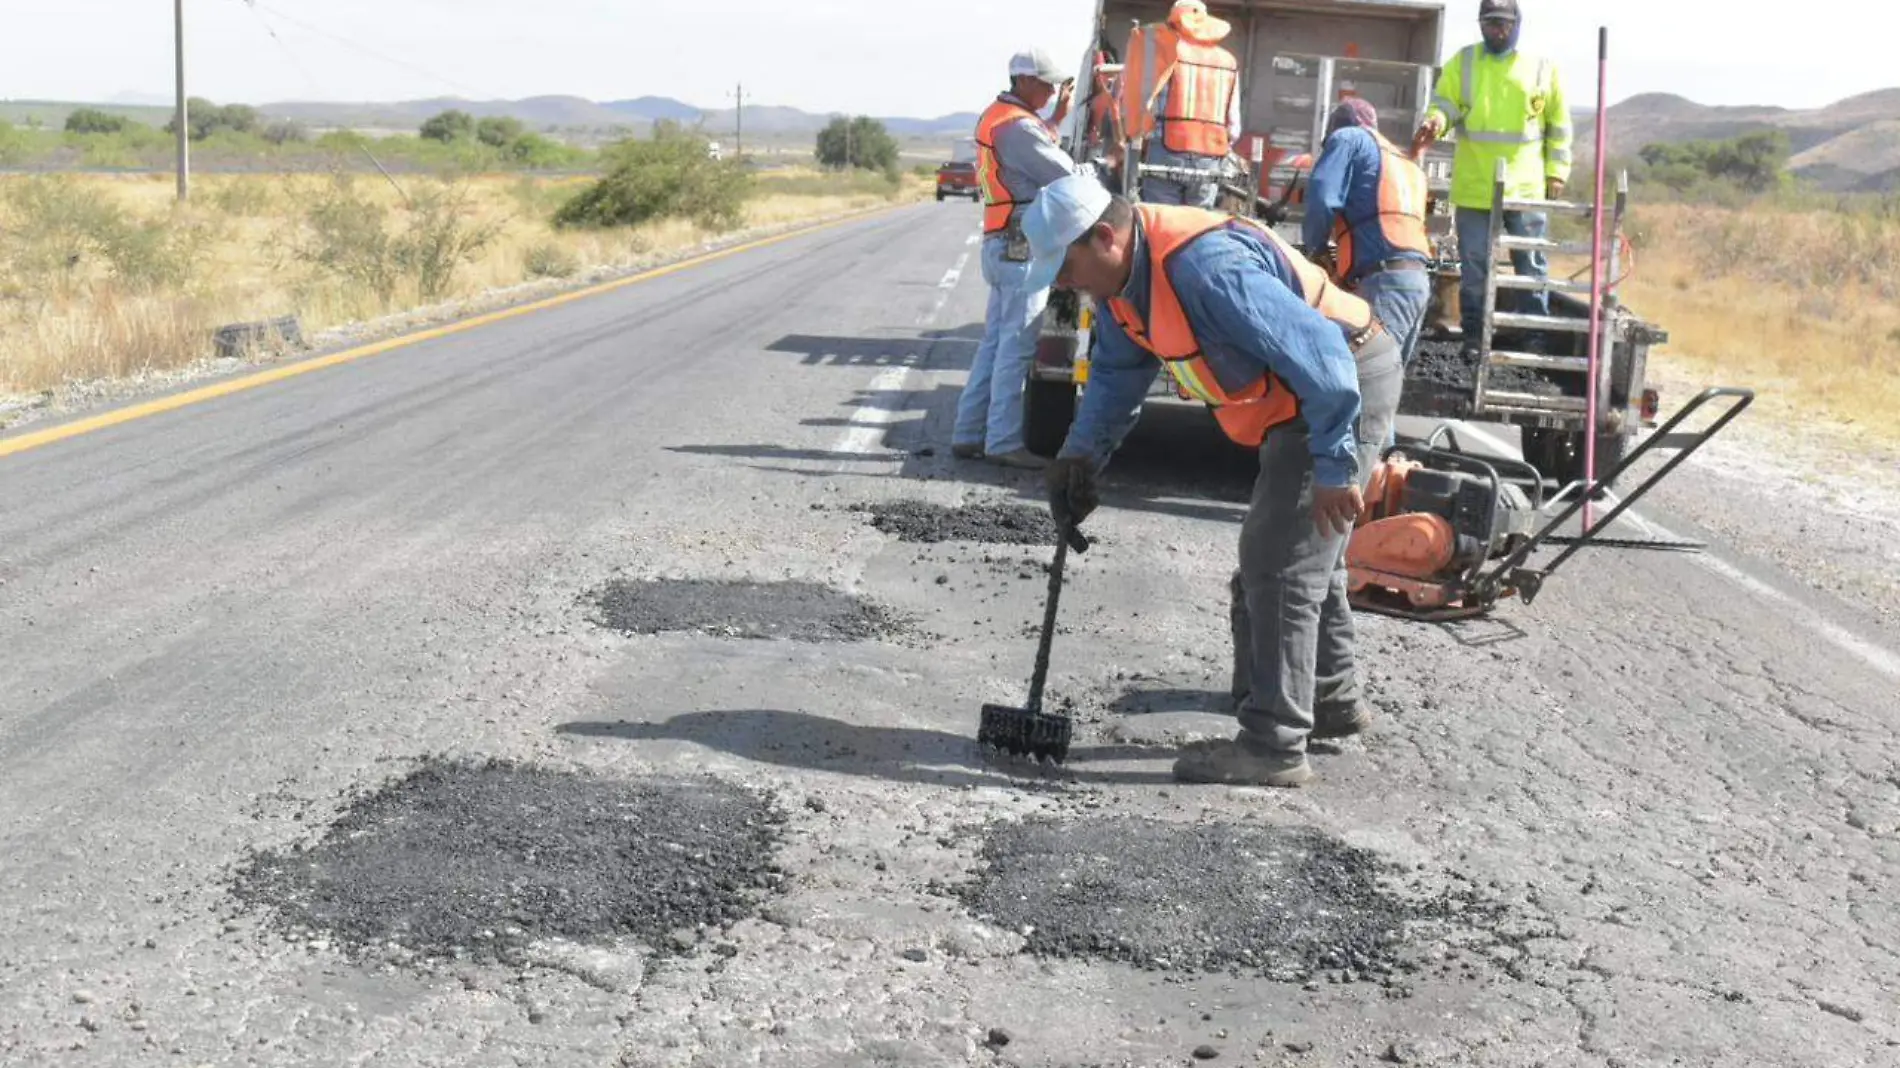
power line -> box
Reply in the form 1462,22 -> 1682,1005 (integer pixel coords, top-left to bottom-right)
238,0 -> 488,100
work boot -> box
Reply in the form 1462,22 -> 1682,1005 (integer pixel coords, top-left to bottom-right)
1312,700 -> 1375,741
988,449 -> 1047,471
951,443 -> 985,460
1172,740 -> 1315,788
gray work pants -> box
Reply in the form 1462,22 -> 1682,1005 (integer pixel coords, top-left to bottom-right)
1227,333 -> 1403,754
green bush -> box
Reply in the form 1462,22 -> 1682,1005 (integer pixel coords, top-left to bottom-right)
295,177 -> 501,306
553,124 -> 751,230
815,116 -> 900,172
64,108 -> 132,135
476,116 -> 525,148
420,110 -> 477,144
523,241 -> 580,279
2,177 -> 202,292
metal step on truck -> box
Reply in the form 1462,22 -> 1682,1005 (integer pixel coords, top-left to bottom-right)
1025,0 -> 1669,489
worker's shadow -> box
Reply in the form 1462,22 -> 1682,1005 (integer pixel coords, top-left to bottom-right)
556,709 -> 1177,788
765,325 -> 982,372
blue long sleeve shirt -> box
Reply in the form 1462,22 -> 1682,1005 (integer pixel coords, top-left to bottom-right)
1302,126 -> 1430,283
1059,218 -> 1365,488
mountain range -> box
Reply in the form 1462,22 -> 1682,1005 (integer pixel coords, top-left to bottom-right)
1579,89 -> 1900,192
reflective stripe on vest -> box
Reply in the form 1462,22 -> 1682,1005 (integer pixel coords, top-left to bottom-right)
976,99 -> 1042,234
1105,205 -> 1373,447
1332,131 -> 1432,283
1159,41 -> 1238,157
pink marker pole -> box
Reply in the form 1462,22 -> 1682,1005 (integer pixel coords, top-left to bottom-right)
1584,27 -> 1610,531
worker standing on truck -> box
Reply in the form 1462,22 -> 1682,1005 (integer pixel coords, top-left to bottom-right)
1302,98 -> 1433,370
1414,0 -> 1571,355
954,48 -> 1078,470
1025,173 -> 1401,789
1138,0 -> 1242,209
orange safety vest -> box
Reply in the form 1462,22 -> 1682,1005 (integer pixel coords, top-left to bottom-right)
975,98 -> 1043,235
1331,131 -> 1432,283
1159,40 -> 1238,157
1106,205 -> 1376,447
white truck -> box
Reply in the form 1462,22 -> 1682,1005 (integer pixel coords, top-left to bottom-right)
1025,0 -> 1665,488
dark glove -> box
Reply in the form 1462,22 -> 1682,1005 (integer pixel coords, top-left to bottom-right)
1044,456 -> 1100,529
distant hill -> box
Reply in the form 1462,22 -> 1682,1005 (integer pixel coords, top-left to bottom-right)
1580,89 -> 1900,192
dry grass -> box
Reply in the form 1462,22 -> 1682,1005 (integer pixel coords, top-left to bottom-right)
1620,202 -> 1900,445
0,169 -> 925,397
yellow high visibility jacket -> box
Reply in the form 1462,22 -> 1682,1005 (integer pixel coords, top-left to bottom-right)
1424,44 -> 1571,210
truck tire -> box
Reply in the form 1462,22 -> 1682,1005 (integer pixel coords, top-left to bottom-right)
1524,428 -> 1628,492
1024,377 -> 1077,458
936,191 -> 945,202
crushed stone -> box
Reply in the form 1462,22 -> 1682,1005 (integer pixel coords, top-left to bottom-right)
1409,339 -> 1565,397
588,578 -> 907,642
855,500 -> 1058,545
229,758 -> 785,965
958,815 -> 1497,983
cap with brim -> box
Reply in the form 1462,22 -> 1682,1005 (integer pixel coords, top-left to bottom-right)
1009,47 -> 1072,86
1170,0 -> 1233,44
1021,173 -> 1114,292
1478,0 -> 1519,20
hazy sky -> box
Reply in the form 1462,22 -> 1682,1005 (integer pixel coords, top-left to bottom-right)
4,1 -> 1893,116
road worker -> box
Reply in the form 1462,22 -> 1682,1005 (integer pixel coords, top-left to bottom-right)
1137,0 -> 1242,209
1414,0 -> 1571,355
1303,98 -> 1433,371
954,48 -> 1078,470
1027,173 -> 1402,788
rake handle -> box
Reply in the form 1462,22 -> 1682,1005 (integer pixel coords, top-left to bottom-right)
1025,523 -> 1089,714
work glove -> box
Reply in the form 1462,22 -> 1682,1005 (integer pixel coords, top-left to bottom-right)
1044,456 -> 1100,530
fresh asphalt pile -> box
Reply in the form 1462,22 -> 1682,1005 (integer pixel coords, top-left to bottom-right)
960,816 -> 1494,984
589,578 -> 908,642
229,759 -> 785,964
1410,339 -> 1565,397
857,500 -> 1058,545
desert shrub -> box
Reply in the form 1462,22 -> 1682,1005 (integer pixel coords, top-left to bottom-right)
553,123 -> 750,230
523,241 -> 580,279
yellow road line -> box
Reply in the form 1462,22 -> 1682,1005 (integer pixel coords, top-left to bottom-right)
0,205 -> 905,461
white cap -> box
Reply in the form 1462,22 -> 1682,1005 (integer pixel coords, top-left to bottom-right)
1022,172 -> 1115,291
1008,47 -> 1072,86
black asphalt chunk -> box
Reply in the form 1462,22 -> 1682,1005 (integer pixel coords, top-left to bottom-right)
230,759 -> 784,964
1410,339 -> 1564,397
588,578 -> 905,642
960,816 -> 1488,982
857,500 -> 1058,545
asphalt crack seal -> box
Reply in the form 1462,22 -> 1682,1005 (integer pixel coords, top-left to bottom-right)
856,500 -> 1059,545
957,816 -> 1498,983
588,578 -> 907,641
229,758 -> 786,965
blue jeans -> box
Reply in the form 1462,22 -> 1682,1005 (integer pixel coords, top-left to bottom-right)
1140,143 -> 1221,208
1357,266 -> 1431,369
1456,206 -> 1549,342
955,235 -> 1049,455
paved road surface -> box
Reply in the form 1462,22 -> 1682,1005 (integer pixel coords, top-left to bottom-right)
2,203 -> 1896,1067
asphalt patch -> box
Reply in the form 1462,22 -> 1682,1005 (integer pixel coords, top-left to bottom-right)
230,759 -> 784,964
857,500 -> 1058,545
589,578 -> 906,642
959,816 -> 1488,983
1410,339 -> 1564,397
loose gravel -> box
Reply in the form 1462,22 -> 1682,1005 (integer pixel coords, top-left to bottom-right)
1410,340 -> 1565,397
960,816 -> 1489,983
229,759 -> 785,964
588,578 -> 907,642
857,500 -> 1059,545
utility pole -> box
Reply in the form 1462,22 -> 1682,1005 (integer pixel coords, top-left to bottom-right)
732,82 -> 746,161
174,0 -> 189,201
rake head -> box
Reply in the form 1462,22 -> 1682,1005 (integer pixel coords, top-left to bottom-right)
978,703 -> 1073,764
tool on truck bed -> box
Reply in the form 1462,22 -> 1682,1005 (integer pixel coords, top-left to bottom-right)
1348,387 -> 1754,622
979,523 -> 1091,765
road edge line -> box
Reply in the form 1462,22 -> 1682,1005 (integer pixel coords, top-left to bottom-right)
0,202 -> 913,462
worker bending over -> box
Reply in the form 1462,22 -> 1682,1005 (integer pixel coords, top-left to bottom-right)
1025,173 -> 1401,788
955,48 -> 1076,469
1139,0 -> 1241,209
1303,99 -> 1432,370
1415,0 -> 1571,355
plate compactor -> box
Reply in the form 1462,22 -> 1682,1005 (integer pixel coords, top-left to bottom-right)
1348,387 -> 1755,622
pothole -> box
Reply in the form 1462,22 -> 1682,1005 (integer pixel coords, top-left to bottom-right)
856,500 -> 1058,545
588,578 -> 907,641
230,758 -> 785,965
957,815 -> 1497,984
